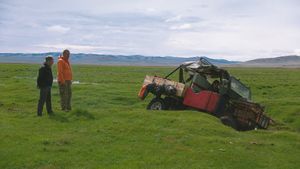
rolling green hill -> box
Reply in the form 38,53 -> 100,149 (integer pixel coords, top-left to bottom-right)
0,64 -> 299,169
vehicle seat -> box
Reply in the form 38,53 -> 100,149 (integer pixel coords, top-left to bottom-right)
191,73 -> 211,93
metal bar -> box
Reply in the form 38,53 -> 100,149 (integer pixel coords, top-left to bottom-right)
164,66 -> 181,79
179,68 -> 184,83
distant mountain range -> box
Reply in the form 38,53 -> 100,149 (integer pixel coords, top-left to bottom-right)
241,55 -> 300,67
0,53 -> 238,66
0,53 -> 299,67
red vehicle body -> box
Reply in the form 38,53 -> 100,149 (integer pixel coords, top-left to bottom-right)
183,88 -> 220,113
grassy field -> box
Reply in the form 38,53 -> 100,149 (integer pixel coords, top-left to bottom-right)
0,63 -> 299,169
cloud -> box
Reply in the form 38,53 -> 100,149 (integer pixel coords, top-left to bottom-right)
35,43 -> 138,54
165,15 -> 202,23
165,15 -> 182,22
146,8 -> 157,13
37,44 -> 103,51
46,25 -> 70,34
170,23 -> 192,30
1,0 -> 300,60
293,49 -> 300,55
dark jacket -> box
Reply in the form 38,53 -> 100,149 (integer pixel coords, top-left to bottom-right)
37,64 -> 53,88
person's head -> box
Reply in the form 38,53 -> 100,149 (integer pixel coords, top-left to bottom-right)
212,80 -> 220,87
62,49 -> 70,60
45,56 -> 54,66
212,80 -> 220,92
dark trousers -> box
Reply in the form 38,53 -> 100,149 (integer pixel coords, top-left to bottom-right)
37,86 -> 52,116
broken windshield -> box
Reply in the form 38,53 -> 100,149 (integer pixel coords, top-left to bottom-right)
230,77 -> 251,100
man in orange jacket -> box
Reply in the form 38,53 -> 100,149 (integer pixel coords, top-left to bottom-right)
57,49 -> 73,111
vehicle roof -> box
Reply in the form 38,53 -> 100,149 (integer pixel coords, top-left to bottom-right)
181,58 -> 229,78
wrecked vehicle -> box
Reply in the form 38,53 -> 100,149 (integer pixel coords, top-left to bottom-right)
138,58 -> 272,131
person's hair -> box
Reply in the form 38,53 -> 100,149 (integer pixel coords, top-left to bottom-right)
45,55 -> 53,62
63,49 -> 70,56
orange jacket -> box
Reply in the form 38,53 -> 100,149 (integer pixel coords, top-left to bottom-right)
57,56 -> 72,83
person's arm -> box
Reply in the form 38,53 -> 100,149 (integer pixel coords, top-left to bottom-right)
57,61 -> 65,84
37,67 -> 45,88
37,68 -> 41,88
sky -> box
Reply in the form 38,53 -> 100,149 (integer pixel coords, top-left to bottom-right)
0,0 -> 300,61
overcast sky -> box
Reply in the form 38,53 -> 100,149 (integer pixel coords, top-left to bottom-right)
0,0 -> 300,61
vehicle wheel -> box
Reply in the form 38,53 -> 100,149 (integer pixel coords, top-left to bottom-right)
220,116 -> 238,130
147,98 -> 166,110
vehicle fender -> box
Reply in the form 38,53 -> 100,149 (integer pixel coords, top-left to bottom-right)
138,84 -> 149,100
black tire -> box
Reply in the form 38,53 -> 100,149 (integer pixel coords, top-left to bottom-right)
164,97 -> 185,110
147,98 -> 167,110
220,116 -> 238,130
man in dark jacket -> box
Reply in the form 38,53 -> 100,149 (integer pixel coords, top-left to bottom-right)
37,56 -> 54,116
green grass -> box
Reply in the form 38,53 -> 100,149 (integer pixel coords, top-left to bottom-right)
0,63 -> 299,169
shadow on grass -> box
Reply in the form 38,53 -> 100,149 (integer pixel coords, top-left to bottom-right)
48,109 -> 95,122
71,108 -> 95,120
49,113 -> 69,123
